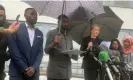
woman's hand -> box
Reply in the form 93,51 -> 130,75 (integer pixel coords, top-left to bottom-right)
88,42 -> 93,49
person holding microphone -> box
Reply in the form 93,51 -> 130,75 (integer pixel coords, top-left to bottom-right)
0,5 -> 19,80
80,24 -> 102,80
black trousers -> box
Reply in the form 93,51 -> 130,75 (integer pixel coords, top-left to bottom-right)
0,72 -> 6,80
84,68 -> 98,80
10,72 -> 39,80
10,76 -> 39,80
47,78 -> 70,80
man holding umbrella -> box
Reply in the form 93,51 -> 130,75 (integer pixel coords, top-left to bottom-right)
45,14 -> 78,80
0,5 -> 19,80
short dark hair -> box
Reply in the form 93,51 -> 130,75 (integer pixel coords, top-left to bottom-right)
0,5 -> 5,11
58,14 -> 68,20
25,8 -> 35,14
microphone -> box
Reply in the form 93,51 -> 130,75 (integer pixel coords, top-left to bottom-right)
99,47 -> 120,76
108,58 -> 120,75
125,62 -> 133,71
84,46 -> 102,65
98,51 -> 113,80
87,46 -> 102,65
99,44 -> 121,62
90,51 -> 102,65
16,14 -> 20,22
109,50 -> 121,62
98,51 -> 109,62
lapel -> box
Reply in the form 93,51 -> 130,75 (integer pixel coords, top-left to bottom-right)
22,23 -> 31,47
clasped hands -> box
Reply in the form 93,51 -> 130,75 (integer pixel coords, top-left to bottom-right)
24,67 -> 35,78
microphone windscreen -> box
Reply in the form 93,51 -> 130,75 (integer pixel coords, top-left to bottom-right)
98,51 -> 109,62
109,50 -> 121,62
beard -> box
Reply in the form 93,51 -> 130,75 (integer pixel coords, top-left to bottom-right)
27,19 -> 37,26
0,15 -> 5,26
61,25 -> 68,30
30,21 -> 36,25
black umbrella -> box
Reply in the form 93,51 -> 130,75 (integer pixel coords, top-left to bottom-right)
70,6 -> 123,44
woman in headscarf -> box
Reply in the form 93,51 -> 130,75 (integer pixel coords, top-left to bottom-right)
123,36 -> 133,55
122,35 -> 133,63
122,35 -> 133,79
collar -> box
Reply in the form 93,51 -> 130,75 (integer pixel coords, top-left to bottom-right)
25,22 -> 36,29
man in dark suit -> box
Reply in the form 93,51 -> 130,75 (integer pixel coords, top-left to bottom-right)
8,8 -> 43,80
0,5 -> 19,80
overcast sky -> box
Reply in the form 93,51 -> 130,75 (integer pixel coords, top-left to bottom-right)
0,1 -> 57,23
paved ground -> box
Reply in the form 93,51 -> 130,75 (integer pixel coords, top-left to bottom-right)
5,74 -> 84,80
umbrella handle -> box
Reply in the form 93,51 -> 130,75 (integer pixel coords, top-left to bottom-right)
58,0 -> 66,35
58,20 -> 61,35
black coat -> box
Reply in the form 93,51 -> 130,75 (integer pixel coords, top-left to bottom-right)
80,36 -> 102,69
0,22 -> 10,73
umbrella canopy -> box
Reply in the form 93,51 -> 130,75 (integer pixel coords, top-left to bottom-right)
70,6 -> 123,44
23,0 -> 105,20
84,16 -> 123,40
23,0 -> 105,34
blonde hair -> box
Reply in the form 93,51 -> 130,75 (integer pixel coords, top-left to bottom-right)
89,24 -> 101,36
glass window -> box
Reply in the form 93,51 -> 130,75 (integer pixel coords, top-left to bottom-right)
130,30 -> 133,37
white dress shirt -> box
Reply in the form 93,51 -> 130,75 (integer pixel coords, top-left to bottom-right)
25,23 -> 35,47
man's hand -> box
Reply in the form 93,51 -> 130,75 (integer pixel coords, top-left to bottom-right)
4,21 -> 19,34
24,67 -> 35,77
54,35 -> 61,45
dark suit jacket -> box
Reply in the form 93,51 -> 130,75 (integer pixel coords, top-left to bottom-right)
8,23 -> 43,77
0,22 -> 10,61
80,36 -> 102,69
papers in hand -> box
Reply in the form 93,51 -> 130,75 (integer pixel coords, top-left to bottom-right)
62,50 -> 86,55
99,41 -> 111,49
62,50 -> 86,60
